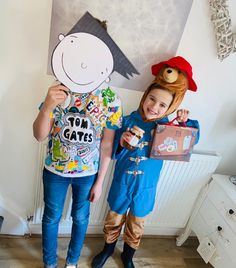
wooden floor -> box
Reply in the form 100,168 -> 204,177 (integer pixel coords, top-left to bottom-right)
0,235 -> 212,268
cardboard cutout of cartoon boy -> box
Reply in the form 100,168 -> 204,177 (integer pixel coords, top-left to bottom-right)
51,12 -> 139,94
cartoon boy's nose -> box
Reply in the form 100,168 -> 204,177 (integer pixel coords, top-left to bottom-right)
81,63 -> 87,69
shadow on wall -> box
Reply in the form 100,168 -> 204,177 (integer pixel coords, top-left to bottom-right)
0,204 -> 28,235
208,101 -> 236,175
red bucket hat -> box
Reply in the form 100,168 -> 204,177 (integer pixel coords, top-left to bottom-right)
151,56 -> 197,92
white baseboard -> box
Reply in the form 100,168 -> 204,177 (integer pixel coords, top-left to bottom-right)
29,223 -> 189,237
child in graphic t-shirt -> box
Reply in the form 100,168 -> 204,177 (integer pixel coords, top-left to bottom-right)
33,12 -> 138,268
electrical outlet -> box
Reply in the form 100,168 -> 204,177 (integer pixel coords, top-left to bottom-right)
26,214 -> 34,222
0,216 -> 4,231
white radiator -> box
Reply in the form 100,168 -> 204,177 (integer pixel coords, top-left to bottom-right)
30,143 -> 221,235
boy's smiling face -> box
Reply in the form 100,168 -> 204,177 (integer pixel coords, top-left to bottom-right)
52,32 -> 114,93
142,88 -> 173,120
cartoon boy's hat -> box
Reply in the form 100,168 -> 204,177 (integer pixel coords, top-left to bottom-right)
66,12 -> 139,79
139,56 -> 197,121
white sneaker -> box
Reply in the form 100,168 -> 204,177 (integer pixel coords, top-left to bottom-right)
64,265 -> 78,268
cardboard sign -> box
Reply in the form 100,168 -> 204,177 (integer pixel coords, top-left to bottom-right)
150,122 -> 198,162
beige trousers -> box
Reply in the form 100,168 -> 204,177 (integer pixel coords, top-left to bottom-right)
103,210 -> 145,249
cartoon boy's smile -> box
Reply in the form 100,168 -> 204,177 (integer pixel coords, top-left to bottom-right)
61,53 -> 94,86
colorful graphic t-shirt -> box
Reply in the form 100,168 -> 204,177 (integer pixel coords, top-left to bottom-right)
44,85 -> 122,177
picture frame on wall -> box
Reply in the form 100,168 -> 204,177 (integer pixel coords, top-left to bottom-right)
47,0 -> 194,91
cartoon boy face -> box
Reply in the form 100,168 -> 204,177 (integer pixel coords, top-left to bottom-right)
52,32 -> 114,93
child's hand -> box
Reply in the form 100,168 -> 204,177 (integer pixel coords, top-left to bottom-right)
42,84 -> 69,112
89,182 -> 102,203
176,109 -> 189,123
120,129 -> 132,147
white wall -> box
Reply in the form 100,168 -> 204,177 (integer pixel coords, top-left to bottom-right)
0,0 -> 236,224
0,1 -> 53,219
176,0 -> 236,174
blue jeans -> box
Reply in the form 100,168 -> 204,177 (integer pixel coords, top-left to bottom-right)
42,168 -> 96,267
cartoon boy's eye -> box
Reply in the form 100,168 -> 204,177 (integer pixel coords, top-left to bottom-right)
71,40 -> 74,43
101,72 -> 104,74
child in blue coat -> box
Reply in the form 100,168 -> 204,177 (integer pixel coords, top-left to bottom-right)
92,56 -> 200,268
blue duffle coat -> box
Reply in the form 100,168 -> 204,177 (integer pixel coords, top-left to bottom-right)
107,111 -> 200,217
